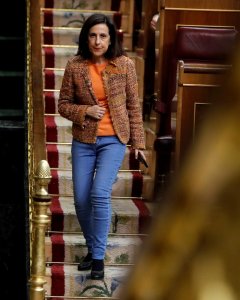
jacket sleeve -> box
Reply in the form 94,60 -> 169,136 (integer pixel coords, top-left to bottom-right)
126,58 -> 146,149
58,60 -> 90,128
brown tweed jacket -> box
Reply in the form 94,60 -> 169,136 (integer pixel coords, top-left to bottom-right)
58,55 -> 145,149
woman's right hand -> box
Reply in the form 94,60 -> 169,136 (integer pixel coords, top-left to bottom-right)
86,105 -> 106,120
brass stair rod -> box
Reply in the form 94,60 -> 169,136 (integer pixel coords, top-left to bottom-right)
29,160 -> 52,300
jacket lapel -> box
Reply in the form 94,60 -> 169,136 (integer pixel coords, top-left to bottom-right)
80,60 -> 98,103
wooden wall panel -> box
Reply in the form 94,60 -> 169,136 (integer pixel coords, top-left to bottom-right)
175,62 -> 230,167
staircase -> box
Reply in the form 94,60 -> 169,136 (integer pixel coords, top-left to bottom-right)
38,0 -> 157,298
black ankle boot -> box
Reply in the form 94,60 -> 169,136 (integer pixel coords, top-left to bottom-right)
78,253 -> 92,271
91,259 -> 104,280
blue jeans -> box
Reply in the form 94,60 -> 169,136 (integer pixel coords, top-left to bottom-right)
71,136 -> 126,259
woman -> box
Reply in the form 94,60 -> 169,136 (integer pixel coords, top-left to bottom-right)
58,13 -> 146,280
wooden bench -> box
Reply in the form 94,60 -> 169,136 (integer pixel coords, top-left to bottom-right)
153,0 -> 240,177
155,0 -> 240,135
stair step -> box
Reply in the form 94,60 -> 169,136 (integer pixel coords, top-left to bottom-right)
46,144 -> 152,174
42,46 -> 76,69
43,64 -> 143,92
41,9 -> 123,31
41,0 -> 113,10
42,27 -> 79,47
45,114 -> 72,143
49,169 -> 154,199
45,233 -> 145,264
43,68 -> 64,90
44,90 -> 59,114
49,197 -> 152,234
46,115 -> 152,145
43,88 -> 141,115
44,114 -> 155,167
46,296 -> 118,300
42,48 -> 138,71
46,264 -> 129,298
42,30 -> 132,56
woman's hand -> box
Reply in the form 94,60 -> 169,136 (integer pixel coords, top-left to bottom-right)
135,149 -> 148,168
86,105 -> 106,120
134,149 -> 146,160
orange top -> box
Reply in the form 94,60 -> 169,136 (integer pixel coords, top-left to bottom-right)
88,62 -> 116,136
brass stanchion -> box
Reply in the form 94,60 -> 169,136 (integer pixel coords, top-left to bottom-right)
29,160 -> 52,300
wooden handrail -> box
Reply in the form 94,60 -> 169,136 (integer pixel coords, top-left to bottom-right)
30,0 -> 46,163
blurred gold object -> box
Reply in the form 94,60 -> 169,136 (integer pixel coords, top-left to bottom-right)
122,49 -> 240,300
29,160 -> 52,300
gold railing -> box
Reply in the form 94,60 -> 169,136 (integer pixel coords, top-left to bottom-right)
29,160 -> 52,300
28,0 -> 48,297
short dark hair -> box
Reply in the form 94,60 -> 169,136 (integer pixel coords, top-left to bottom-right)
76,13 -> 124,59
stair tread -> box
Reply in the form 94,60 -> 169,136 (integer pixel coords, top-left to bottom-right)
41,8 -> 118,13
47,143 -> 152,173
45,232 -> 145,265
50,168 -> 150,176
41,10 -> 124,33
49,169 -> 154,199
46,264 -> 130,297
46,262 -> 130,277
41,0 -> 113,10
46,233 -> 143,244
50,197 -> 153,216
47,143 -> 152,154
49,197 -> 153,234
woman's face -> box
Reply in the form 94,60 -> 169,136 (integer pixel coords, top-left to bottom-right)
88,23 -> 111,62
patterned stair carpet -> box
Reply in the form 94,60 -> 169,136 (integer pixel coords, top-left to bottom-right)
40,0 -> 156,298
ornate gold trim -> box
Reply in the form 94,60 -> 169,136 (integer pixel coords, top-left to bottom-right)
42,26 -> 81,30
45,296 -> 119,299
49,194 -> 144,199
43,68 -> 65,71
176,24 -> 235,29
42,44 -> 78,48
50,167 -> 143,173
166,7 -> 240,12
46,262 -> 134,266
182,84 -> 221,87
27,0 -> 34,263
44,89 -> 60,92
47,230 -> 148,237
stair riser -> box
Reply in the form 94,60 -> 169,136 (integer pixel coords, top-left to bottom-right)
45,237 -> 142,264
49,212 -> 140,234
43,68 -> 143,98
47,145 -> 152,174
46,265 -> 129,297
49,197 -> 152,234
43,47 -> 76,69
49,171 -> 154,199
42,33 -> 132,55
40,0 -> 112,10
45,116 -> 151,149
41,11 -> 128,31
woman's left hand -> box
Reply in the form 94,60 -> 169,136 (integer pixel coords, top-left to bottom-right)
134,149 -> 146,160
